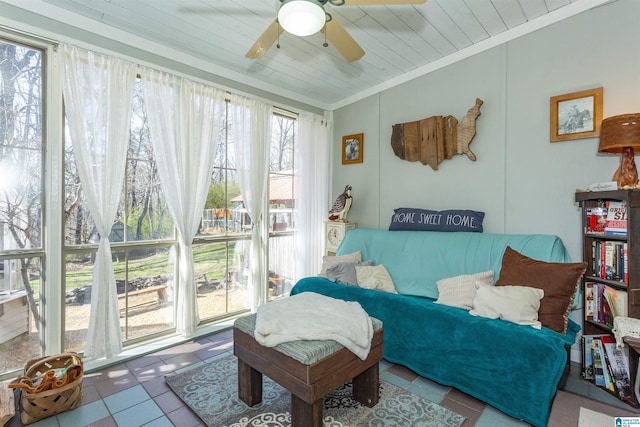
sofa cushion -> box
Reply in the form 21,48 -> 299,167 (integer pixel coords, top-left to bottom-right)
435,270 -> 494,310
326,260 -> 373,286
319,251 -> 362,277
470,283 -> 544,329
355,264 -> 397,293
496,246 -> 587,334
389,207 -> 484,232
336,229 -> 573,300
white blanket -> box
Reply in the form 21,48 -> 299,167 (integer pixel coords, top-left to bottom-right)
254,292 -> 373,360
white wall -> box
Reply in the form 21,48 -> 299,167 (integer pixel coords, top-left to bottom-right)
333,0 -> 640,258
334,46 -> 509,231
331,0 -> 640,361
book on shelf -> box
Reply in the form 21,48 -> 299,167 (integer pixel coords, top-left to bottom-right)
624,243 -> 629,285
584,281 -> 606,323
585,282 -> 595,321
603,285 -> 628,319
605,241 -> 614,279
591,337 -> 606,387
591,241 -> 628,283
581,335 -> 599,380
581,334 -> 633,401
600,286 -> 613,327
584,282 -> 627,327
605,200 -> 628,236
600,335 -> 632,400
595,337 -> 616,393
586,204 -> 607,234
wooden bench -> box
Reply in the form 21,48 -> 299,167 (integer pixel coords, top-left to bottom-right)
118,285 -> 168,314
233,314 -> 383,427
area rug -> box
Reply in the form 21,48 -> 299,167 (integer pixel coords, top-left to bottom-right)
166,354 -> 465,427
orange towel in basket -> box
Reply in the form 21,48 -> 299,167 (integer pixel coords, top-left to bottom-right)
9,363 -> 82,394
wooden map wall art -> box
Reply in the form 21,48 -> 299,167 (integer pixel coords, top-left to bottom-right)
391,98 -> 483,170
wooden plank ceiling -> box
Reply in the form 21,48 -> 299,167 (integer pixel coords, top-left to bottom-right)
21,0 -> 611,109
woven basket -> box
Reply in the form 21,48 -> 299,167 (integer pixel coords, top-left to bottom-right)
14,352 -> 83,425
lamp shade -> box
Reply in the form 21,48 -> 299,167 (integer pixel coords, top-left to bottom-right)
278,0 -> 326,37
599,113 -> 640,153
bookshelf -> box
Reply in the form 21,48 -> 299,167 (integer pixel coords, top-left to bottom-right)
575,189 -> 640,406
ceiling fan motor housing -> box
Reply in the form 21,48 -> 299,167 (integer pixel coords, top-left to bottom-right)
278,0 -> 328,36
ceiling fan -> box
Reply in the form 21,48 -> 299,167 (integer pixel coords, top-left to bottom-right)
246,0 -> 427,63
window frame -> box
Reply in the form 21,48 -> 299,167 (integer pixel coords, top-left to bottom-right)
0,34 -> 303,378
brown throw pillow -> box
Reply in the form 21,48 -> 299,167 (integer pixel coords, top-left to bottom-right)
495,246 -> 587,334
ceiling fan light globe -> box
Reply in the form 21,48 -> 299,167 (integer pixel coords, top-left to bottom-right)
278,0 -> 326,37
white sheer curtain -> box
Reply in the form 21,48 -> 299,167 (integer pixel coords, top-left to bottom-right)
142,68 -> 226,335
295,111 -> 331,279
61,44 -> 136,359
231,95 -> 271,312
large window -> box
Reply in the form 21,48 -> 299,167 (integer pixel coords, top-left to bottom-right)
63,79 -> 177,352
0,37 -> 300,377
193,107 -> 299,318
194,100 -> 250,320
62,77 -> 300,346
0,40 -> 45,373
268,114 -> 296,301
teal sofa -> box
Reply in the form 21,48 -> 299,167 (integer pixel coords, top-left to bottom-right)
290,228 -> 579,427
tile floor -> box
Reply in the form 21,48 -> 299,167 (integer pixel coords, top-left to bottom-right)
4,326 -> 640,427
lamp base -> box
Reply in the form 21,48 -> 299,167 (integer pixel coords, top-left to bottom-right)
612,146 -> 639,188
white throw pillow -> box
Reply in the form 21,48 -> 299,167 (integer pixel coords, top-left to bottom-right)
319,251 -> 362,277
355,264 -> 397,293
470,283 -> 544,329
435,270 -> 494,310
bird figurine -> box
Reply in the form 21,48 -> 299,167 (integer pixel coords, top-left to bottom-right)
329,185 -> 352,222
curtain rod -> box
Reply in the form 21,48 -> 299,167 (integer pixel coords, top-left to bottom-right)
0,24 -> 59,50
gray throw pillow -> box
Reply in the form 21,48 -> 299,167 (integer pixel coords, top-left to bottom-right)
327,260 -> 373,286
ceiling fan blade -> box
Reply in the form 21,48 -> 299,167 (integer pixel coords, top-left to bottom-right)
246,20 -> 284,59
321,18 -> 365,62
342,0 -> 426,5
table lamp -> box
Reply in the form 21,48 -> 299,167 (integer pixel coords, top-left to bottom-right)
598,113 -> 640,188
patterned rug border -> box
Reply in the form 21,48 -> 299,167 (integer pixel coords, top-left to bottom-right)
166,354 -> 465,427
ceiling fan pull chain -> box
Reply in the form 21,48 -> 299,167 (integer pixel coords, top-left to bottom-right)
323,24 -> 328,47
323,12 -> 332,48
277,21 -> 281,49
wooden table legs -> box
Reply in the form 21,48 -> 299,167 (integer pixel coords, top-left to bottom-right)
234,327 -> 383,427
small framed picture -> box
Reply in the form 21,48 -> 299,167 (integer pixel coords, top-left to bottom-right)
550,87 -> 603,142
342,133 -> 363,164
